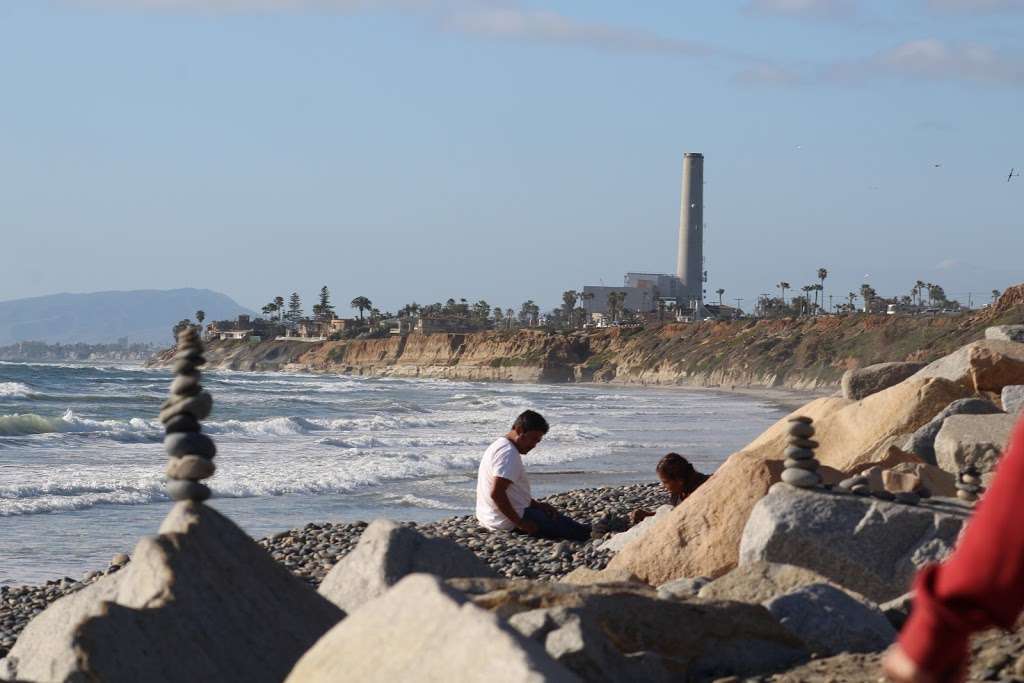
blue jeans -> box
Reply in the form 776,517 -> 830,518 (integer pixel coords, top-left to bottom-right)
522,505 -> 591,542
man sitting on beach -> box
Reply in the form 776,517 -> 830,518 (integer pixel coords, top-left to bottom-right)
475,410 -> 592,542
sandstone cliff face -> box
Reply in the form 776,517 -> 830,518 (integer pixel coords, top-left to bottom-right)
148,295 -> 1024,389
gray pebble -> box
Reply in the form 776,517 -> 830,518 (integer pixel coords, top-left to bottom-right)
164,431 -> 216,459
788,438 -> 819,449
784,458 -> 819,471
167,479 -> 211,502
165,455 -> 216,480
163,414 -> 201,434
159,391 -> 213,423
787,422 -> 815,439
784,446 -> 815,460
170,373 -> 202,397
781,468 -> 821,487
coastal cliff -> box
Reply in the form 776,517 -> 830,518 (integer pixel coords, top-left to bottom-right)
149,286 -> 1024,390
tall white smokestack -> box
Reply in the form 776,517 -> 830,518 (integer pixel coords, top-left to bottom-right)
676,152 -> 704,306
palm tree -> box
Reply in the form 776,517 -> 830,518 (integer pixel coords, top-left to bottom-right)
261,303 -> 277,319
715,288 -> 725,306
914,280 -> 926,308
777,282 -> 790,306
505,308 -> 515,329
351,296 -> 372,320
561,291 -> 578,328
817,268 -> 828,313
274,296 -> 285,322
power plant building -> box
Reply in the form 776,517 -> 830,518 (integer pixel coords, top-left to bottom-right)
581,153 -> 707,319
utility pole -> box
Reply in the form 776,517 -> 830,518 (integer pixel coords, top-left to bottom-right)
734,298 -> 744,318
829,294 -> 833,313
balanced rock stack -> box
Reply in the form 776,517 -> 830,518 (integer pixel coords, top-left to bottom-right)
780,416 -> 821,488
955,465 -> 984,503
160,327 -> 216,502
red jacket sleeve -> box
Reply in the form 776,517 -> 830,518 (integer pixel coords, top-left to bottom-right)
899,414 -> 1024,677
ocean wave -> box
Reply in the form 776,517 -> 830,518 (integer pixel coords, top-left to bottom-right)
385,494 -> 460,510
0,382 -> 37,399
0,410 -> 161,438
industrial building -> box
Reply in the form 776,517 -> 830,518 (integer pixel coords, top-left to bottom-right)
582,153 -> 707,320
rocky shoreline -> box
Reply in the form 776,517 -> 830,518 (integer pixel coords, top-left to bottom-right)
0,482 -> 666,659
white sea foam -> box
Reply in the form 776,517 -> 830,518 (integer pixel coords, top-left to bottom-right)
0,382 -> 36,399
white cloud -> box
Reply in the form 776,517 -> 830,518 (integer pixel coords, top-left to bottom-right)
927,0 -> 1024,12
826,39 -> 1024,85
744,0 -> 858,19
445,8 -> 710,56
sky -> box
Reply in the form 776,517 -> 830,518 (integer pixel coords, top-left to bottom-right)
1,0 -> 1022,315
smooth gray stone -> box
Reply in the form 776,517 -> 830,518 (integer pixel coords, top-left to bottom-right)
764,583 -> 896,656
851,485 -> 870,496
784,446 -> 815,460
1003,385 -> 1024,416
781,468 -> 820,487
787,422 -> 815,439
784,459 -> 819,471
985,325 -> 1024,343
170,374 -> 201,397
788,416 -> 813,424
163,414 -> 201,434
172,359 -> 205,375
956,490 -> 978,501
159,392 -> 213,424
164,432 -> 216,459
166,480 -> 211,502
166,456 -> 216,481
955,483 -> 981,493
893,492 -> 920,505
788,438 -> 819,449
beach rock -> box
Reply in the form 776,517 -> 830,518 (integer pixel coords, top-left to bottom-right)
739,484 -> 971,603
462,580 -> 807,682
656,576 -> 711,600
169,373 -> 201,397
165,455 -> 216,480
882,463 -> 956,497
1003,385 -> 1024,416
162,414 -> 201,434
842,362 -> 927,400
166,479 -> 211,501
698,561 -> 840,604
318,519 -> 497,613
560,567 -> 643,587
764,583 -> 896,656
285,574 -> 577,683
605,377 -> 967,585
906,397 -> 1001,465
913,340 -> 1024,393
985,325 -> 1024,343
879,591 -> 915,630
598,505 -> 672,553
934,413 -> 1017,476
163,432 -> 216,459
158,391 -> 213,423
1,502 -> 343,683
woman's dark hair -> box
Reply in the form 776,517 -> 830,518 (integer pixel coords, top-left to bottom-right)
512,410 -> 549,434
656,453 -> 695,481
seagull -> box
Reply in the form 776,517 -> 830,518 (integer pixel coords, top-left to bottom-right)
933,163 -> 942,168
1009,168 -> 1020,182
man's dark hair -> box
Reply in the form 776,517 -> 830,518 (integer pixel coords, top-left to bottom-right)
657,452 -> 695,482
512,410 -> 549,434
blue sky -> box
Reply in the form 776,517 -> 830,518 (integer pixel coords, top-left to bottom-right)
1,0 -> 1022,315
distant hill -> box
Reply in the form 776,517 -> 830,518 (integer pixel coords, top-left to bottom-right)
0,289 -> 255,345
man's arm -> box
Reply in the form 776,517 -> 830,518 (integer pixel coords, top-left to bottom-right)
492,477 -> 537,534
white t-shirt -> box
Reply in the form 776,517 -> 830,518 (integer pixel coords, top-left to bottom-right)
475,437 -> 533,531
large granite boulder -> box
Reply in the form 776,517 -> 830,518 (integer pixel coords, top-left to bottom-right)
739,484 -> 971,603
913,340 -> 1024,393
906,397 -> 1001,465
934,413 -> 1018,477
698,561 -> 843,604
764,583 -> 895,656
453,579 -> 807,682
318,519 -> 497,613
842,362 -> 927,400
605,377 -> 967,584
0,502 -> 343,683
985,325 -> 1024,343
287,574 -> 577,682
1003,385 -> 1024,416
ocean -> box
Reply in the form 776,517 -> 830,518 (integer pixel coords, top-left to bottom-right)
0,361 -> 786,585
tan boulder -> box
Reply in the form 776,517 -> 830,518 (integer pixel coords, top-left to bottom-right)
560,567 -> 644,587
914,340 -> 1024,393
698,561 -> 843,604
606,377 -> 968,585
883,463 -> 956,496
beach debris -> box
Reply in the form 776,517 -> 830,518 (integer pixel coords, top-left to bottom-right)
781,416 -> 821,488
955,464 -> 984,503
161,326 -> 215,502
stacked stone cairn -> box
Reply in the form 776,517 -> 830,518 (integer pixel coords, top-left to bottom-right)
781,416 -> 822,488
160,327 -> 216,502
956,465 -> 984,504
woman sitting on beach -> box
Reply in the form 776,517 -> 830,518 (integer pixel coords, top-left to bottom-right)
629,453 -> 708,526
